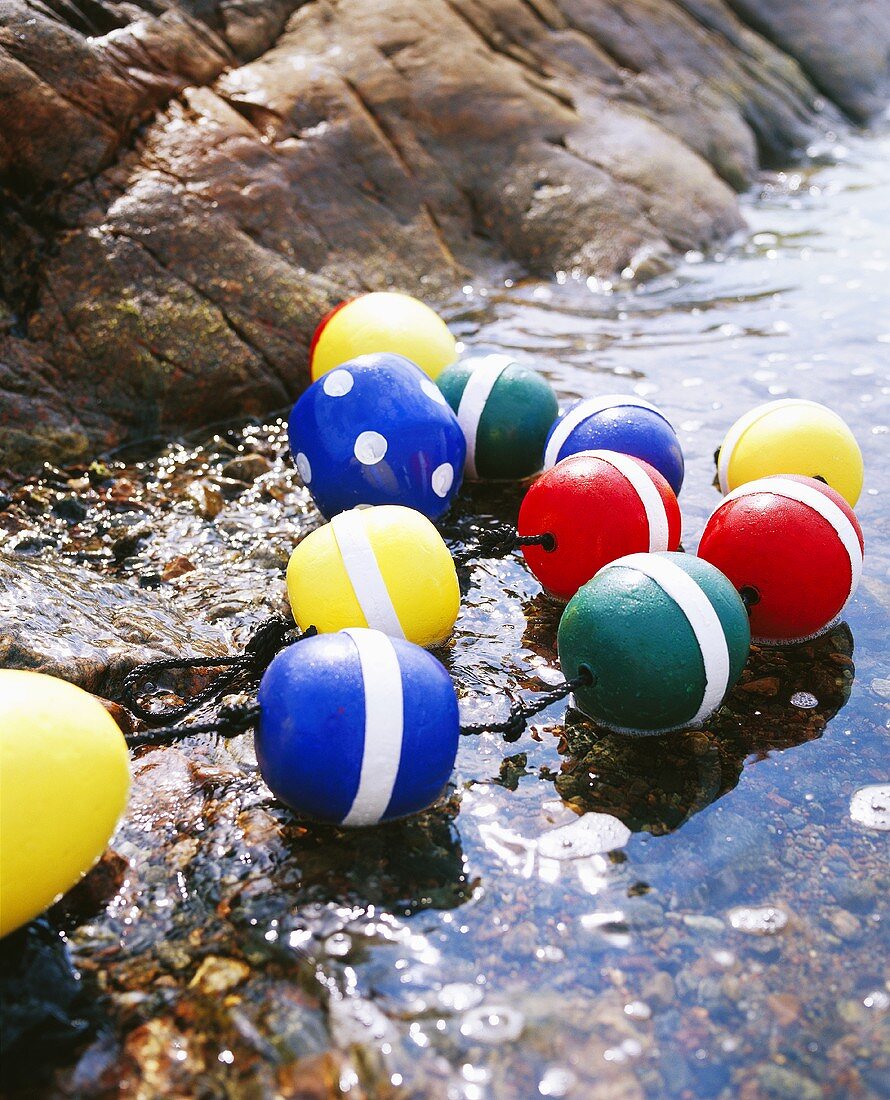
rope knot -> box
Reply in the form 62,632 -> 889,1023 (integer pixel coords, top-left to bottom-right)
243,615 -> 300,668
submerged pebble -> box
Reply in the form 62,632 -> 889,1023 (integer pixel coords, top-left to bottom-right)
460,1004 -> 525,1044
536,813 -> 631,860
728,905 -> 789,936
849,784 -> 890,830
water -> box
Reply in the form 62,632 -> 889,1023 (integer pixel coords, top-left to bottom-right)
2,127 -> 889,1096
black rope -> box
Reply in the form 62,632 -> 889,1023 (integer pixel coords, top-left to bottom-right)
451,524 -> 556,567
125,702 -> 261,749
121,616 -> 313,723
461,669 -> 592,743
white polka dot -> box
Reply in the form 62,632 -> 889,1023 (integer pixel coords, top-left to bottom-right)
421,378 -> 448,406
323,369 -> 354,397
431,462 -> 454,497
295,452 -> 312,483
354,431 -> 388,465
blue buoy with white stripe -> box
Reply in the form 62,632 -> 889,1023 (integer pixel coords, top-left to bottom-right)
256,629 -> 460,826
557,552 -> 750,735
288,353 -> 466,520
437,353 -> 559,480
544,395 -> 685,495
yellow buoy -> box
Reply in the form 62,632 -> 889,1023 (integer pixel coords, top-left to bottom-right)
717,399 -> 864,506
287,505 -> 460,648
309,292 -> 457,382
1,670 -> 130,938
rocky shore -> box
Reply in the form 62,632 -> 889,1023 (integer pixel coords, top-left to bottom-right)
2,0 -> 890,471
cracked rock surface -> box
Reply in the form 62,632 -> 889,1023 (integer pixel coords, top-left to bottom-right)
2,0 -> 889,473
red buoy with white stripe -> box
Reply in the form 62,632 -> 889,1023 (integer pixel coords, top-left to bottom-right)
697,475 -> 864,645
517,450 -> 682,602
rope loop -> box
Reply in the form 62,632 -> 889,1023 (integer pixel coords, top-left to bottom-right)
461,668 -> 593,742
452,524 -> 555,567
125,702 -> 261,749
121,616 -> 312,724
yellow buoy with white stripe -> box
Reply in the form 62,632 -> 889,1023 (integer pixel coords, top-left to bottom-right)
716,399 -> 863,506
1,670 -> 130,938
286,505 -> 460,648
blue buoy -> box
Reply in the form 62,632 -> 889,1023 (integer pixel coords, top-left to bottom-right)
543,394 -> 685,494
288,353 -> 466,519
256,629 -> 460,826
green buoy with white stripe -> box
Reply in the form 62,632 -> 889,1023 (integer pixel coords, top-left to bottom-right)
557,552 -> 750,735
437,354 -> 559,481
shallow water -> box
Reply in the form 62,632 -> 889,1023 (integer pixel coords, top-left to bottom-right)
2,125 -> 889,1097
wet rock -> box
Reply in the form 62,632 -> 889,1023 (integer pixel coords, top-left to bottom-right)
641,971 -> 675,1009
0,919 -> 98,1076
756,1062 -> 823,1100
188,956 -> 251,995
51,495 -> 89,523
826,908 -> 861,940
111,524 -> 152,562
98,697 -> 136,735
0,551 -> 227,695
727,905 -> 789,936
3,1 -> 890,471
188,482 -> 225,521
161,555 -> 197,582
221,453 -> 273,484
766,992 -> 802,1027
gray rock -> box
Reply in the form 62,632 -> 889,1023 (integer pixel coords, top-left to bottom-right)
3,0 -> 890,471
0,551 -> 227,695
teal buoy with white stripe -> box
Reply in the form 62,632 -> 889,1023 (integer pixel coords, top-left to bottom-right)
557,552 -> 750,735
437,354 -> 559,480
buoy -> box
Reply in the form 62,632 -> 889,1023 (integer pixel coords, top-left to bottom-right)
288,352 -> 466,520
286,505 -> 460,647
697,475 -> 864,644
716,398 -> 863,506
256,629 -> 460,826
557,552 -> 750,735
517,451 -> 682,601
436,353 -> 559,480
309,292 -> 457,382
0,671 -> 130,937
543,394 -> 684,494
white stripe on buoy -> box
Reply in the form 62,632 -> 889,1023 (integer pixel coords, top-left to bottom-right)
716,399 -> 830,493
543,394 -> 668,470
605,553 -> 730,727
341,629 -> 404,826
456,354 -> 514,479
580,450 -> 670,551
717,476 -> 863,599
331,510 -> 405,639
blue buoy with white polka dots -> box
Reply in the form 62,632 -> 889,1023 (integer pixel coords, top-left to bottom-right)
288,353 -> 466,520
255,629 -> 460,826
544,394 -> 685,495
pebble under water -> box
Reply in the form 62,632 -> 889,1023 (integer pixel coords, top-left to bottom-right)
1,125 -> 889,1097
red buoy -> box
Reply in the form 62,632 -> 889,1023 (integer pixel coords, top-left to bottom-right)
517,450 -> 682,602
697,475 -> 864,644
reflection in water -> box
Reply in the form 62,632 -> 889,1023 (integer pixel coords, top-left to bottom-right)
554,624 -> 854,835
230,796 -> 471,921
